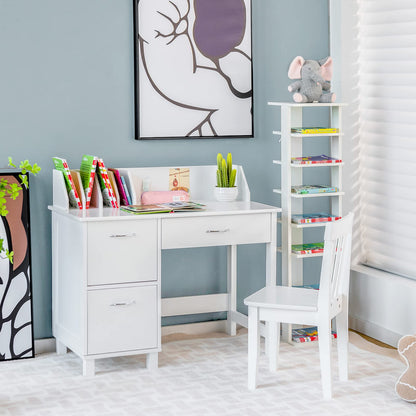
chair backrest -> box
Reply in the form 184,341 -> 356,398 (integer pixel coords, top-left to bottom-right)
317,213 -> 354,313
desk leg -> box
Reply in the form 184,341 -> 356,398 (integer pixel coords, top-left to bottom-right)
56,339 -> 67,355
265,213 -> 277,356
226,245 -> 237,336
83,359 -> 95,377
146,352 -> 158,370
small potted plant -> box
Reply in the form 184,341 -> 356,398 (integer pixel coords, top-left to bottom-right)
214,153 -> 238,202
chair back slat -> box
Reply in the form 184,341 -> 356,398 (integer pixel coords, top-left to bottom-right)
318,213 -> 354,312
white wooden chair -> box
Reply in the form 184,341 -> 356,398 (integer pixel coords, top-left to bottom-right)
244,213 -> 354,400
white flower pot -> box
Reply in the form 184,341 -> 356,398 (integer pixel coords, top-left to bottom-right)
214,186 -> 238,202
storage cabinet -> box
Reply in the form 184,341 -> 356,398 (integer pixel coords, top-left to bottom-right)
52,213 -> 161,376
268,102 -> 346,341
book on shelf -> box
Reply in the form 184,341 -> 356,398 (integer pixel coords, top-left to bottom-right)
292,242 -> 324,255
292,213 -> 342,224
107,170 -> 120,207
291,185 -> 339,195
120,176 -> 132,205
292,326 -> 337,343
121,201 -> 205,215
291,127 -> 339,134
291,154 -> 342,165
96,158 -> 118,208
52,157 -> 83,209
108,168 -> 129,206
79,155 -> 98,209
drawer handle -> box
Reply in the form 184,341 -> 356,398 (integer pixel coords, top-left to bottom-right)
206,228 -> 230,234
109,233 -> 137,238
110,300 -> 136,307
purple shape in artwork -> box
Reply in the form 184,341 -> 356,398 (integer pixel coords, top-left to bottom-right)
193,0 -> 246,60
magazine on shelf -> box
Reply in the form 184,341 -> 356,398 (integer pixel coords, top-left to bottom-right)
96,158 -> 118,208
121,201 -> 206,215
292,326 -> 337,343
291,127 -> 339,134
292,243 -> 324,255
52,157 -> 82,209
292,213 -> 342,224
291,185 -> 339,195
79,155 -> 98,209
291,155 -> 342,165
108,168 -> 129,206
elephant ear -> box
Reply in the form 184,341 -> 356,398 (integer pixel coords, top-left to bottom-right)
319,56 -> 333,81
288,56 -> 305,79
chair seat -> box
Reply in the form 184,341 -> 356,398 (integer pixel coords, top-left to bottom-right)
244,286 -> 318,312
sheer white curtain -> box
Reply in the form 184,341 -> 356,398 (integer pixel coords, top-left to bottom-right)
332,0 -> 416,280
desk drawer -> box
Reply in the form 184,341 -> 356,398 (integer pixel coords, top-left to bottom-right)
87,285 -> 158,355
161,214 -> 271,249
87,220 -> 158,286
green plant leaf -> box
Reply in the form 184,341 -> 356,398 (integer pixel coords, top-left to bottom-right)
8,157 -> 16,168
5,249 -> 14,264
19,174 -> 29,189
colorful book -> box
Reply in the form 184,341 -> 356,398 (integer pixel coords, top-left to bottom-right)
292,213 -> 342,224
291,155 -> 342,165
292,326 -> 337,343
108,168 -> 129,206
96,159 -> 118,208
79,155 -> 98,209
291,127 -> 339,134
291,185 -> 339,195
52,157 -> 82,209
292,242 -> 324,255
121,176 -> 132,205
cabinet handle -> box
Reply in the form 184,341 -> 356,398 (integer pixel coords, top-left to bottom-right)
206,228 -> 230,233
110,300 -> 136,307
109,233 -> 137,238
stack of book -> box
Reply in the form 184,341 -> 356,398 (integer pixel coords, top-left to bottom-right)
291,154 -> 342,165
291,185 -> 339,195
291,127 -> 339,134
292,326 -> 337,343
291,213 -> 341,224
292,243 -> 324,255
120,201 -> 205,215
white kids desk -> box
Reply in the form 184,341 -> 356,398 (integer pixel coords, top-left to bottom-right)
49,165 -> 280,375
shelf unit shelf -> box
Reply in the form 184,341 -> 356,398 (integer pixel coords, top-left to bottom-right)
270,102 -> 345,343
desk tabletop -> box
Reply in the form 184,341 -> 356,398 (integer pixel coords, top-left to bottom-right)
48,201 -> 281,222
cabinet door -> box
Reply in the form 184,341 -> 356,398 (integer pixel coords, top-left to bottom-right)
87,285 -> 158,355
87,220 -> 158,285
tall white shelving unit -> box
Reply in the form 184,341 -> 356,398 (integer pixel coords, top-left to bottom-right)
268,102 -> 346,341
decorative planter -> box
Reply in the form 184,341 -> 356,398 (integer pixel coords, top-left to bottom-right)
214,186 -> 238,202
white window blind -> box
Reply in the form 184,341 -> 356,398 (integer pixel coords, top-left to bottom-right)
357,0 -> 416,279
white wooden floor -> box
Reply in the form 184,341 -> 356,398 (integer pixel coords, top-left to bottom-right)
0,332 -> 411,415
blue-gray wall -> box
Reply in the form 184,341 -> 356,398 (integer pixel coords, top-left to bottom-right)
0,0 -> 330,339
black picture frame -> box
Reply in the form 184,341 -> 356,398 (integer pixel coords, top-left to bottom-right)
133,0 -> 254,140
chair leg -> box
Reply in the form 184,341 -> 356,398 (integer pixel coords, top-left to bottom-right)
268,322 -> 280,372
248,306 -> 260,390
318,321 -> 333,400
336,308 -> 349,381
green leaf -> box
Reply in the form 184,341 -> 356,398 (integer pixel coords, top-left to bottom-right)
0,205 -> 8,216
8,157 -> 16,168
19,174 -> 29,189
31,163 -> 41,174
0,238 -> 3,252
5,249 -> 14,264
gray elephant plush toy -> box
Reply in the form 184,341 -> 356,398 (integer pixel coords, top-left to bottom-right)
288,56 -> 336,103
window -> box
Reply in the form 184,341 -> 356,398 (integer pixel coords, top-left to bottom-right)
331,0 -> 416,280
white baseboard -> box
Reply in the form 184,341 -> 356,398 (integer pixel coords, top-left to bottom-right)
349,316 -> 401,348
35,320 -> 228,355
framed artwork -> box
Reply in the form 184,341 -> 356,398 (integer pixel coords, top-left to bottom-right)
0,172 -> 34,361
133,0 -> 253,139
